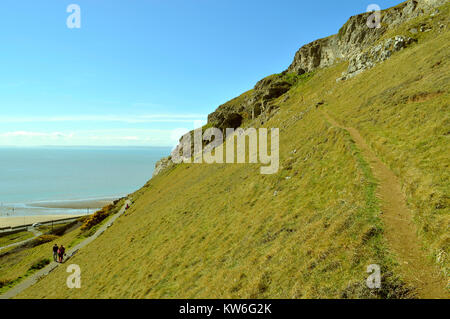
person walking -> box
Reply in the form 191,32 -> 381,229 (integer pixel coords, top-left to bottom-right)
52,244 -> 58,262
58,245 -> 65,263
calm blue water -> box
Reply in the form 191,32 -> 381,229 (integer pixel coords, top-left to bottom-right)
0,147 -> 170,216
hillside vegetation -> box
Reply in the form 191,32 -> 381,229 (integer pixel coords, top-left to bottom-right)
16,0 -> 449,298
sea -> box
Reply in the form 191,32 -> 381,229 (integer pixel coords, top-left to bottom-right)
0,146 -> 171,217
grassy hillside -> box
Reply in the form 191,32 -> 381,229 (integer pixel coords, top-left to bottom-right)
0,231 -> 34,248
16,3 -> 449,299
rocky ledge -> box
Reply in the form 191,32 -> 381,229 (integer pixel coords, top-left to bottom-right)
288,0 -> 445,76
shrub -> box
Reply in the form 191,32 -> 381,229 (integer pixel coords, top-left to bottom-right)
28,258 -> 51,271
24,235 -> 59,248
0,278 -> 12,288
80,204 -> 116,231
46,220 -> 79,236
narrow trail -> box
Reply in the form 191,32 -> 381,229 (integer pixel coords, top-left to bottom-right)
0,199 -> 131,299
0,228 -> 42,252
323,111 -> 448,299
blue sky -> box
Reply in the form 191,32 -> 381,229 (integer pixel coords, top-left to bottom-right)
0,0 -> 401,146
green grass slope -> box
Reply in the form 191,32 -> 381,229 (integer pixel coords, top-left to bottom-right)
17,3 -> 449,299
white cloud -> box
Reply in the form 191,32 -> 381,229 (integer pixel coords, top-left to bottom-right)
0,114 -> 206,146
0,127 -> 193,147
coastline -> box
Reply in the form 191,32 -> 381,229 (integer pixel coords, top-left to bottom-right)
0,214 -> 86,228
0,198 -> 117,228
27,198 -> 115,210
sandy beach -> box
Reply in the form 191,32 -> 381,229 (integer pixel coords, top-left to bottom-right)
0,198 -> 116,228
27,198 -> 115,210
0,214 -> 86,228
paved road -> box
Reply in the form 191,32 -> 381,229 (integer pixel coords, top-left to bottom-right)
0,199 -> 131,299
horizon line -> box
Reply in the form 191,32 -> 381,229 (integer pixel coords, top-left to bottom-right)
0,145 -> 174,148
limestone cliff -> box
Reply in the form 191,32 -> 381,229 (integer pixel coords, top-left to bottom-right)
287,0 -> 445,76
153,0 -> 447,177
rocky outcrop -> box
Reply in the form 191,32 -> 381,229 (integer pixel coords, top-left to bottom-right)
247,74 -> 293,117
337,35 -> 417,81
208,73 -> 295,130
207,0 -> 447,134
287,36 -> 342,74
208,111 -> 243,131
207,94 -> 247,131
152,156 -> 173,177
287,0 -> 445,78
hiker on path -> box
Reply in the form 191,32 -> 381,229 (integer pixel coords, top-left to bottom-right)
58,245 -> 65,263
52,244 -> 58,262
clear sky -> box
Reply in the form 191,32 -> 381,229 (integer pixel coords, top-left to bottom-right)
0,0 -> 401,147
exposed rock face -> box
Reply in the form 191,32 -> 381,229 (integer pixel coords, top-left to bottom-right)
222,113 -> 243,129
248,75 -> 292,115
208,0 -> 447,135
208,73 -> 294,130
337,35 -> 417,81
287,36 -> 342,74
207,96 -> 247,131
287,0 -> 445,77
152,156 -> 173,177
254,76 -> 292,102
153,0 -> 447,177
208,111 -> 243,131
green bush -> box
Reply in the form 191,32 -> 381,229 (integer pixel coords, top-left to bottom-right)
24,235 -> 59,248
81,204 -> 116,231
28,258 -> 50,271
0,278 -> 12,288
46,220 -> 80,236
